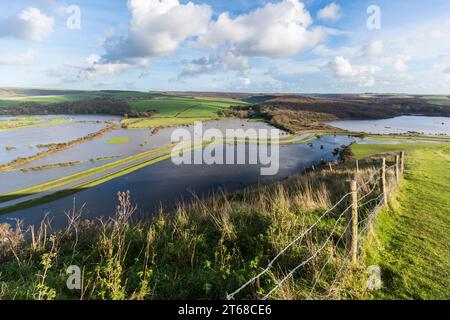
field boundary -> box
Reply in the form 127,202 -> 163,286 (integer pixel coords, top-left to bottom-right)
226,152 -> 405,300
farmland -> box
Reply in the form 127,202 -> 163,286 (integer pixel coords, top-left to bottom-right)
0,89 -> 249,128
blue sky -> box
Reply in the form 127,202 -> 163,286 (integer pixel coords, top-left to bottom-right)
1,0 -> 450,93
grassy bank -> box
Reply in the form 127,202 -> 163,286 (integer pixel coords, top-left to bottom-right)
0,117 -> 71,132
349,142 -> 450,299
0,157 -> 391,300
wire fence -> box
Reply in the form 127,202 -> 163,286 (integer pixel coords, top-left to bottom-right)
226,152 -> 405,300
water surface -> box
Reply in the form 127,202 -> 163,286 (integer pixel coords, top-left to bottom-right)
327,116 -> 450,135
0,135 -> 355,230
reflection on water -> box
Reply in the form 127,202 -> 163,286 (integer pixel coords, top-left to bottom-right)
327,116 -> 450,135
0,135 -> 355,230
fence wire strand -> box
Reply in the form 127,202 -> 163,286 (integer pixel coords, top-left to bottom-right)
226,155 -> 403,300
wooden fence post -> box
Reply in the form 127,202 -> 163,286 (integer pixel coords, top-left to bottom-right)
380,157 -> 388,207
395,154 -> 400,184
400,151 -> 405,174
356,159 -> 359,174
346,180 -> 358,266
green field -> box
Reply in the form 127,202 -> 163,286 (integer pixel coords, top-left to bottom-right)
0,94 -> 102,106
0,117 -> 72,131
130,96 -> 248,117
122,117 -> 215,129
0,89 -> 250,129
350,141 -> 450,299
107,137 -> 130,145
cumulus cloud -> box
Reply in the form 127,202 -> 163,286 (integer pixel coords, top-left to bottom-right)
325,56 -> 355,77
196,0 -> 325,57
324,56 -> 379,87
317,3 -> 342,22
0,49 -> 35,66
178,51 -> 250,79
77,55 -> 132,80
102,0 -> 212,64
0,7 -> 54,41
74,0 -> 212,79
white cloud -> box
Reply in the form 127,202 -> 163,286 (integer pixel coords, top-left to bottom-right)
179,51 -> 250,79
0,7 -> 54,41
317,3 -> 342,23
0,49 -> 35,66
196,0 -> 325,57
324,56 -> 379,87
326,56 -> 355,77
103,0 -> 212,64
77,55 -> 132,79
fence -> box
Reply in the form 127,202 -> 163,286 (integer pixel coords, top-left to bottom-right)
226,151 -> 405,300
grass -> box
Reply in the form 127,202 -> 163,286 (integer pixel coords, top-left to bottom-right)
122,117 -> 215,129
0,117 -> 72,131
129,96 -> 248,119
107,137 -> 130,145
348,142 -> 450,299
0,161 -> 389,300
0,94 -> 101,106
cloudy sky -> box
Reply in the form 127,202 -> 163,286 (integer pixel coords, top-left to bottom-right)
1,0 -> 450,93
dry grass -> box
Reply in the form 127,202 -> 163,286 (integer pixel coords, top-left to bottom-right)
0,155 -> 399,300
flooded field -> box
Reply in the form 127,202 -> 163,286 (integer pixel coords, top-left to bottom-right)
0,135 -> 354,229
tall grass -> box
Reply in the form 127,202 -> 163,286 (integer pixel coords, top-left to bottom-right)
0,156 -> 396,300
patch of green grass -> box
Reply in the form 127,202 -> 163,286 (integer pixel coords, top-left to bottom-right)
351,142 -> 450,299
129,95 -> 248,118
107,137 -> 130,145
0,117 -> 72,131
0,94 -> 101,106
122,117 -> 214,129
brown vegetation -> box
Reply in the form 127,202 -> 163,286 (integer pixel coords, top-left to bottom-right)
20,161 -> 84,172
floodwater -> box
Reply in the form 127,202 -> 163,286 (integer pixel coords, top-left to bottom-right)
2,114 -> 448,231
0,135 -> 355,229
0,117 -> 109,165
326,116 -> 450,135
0,117 -> 281,193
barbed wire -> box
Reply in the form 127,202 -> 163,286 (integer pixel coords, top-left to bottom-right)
308,218 -> 352,298
226,191 -> 352,300
260,203 -> 353,300
227,157 -> 401,300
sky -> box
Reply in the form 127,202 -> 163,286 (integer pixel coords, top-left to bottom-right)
0,0 -> 450,94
